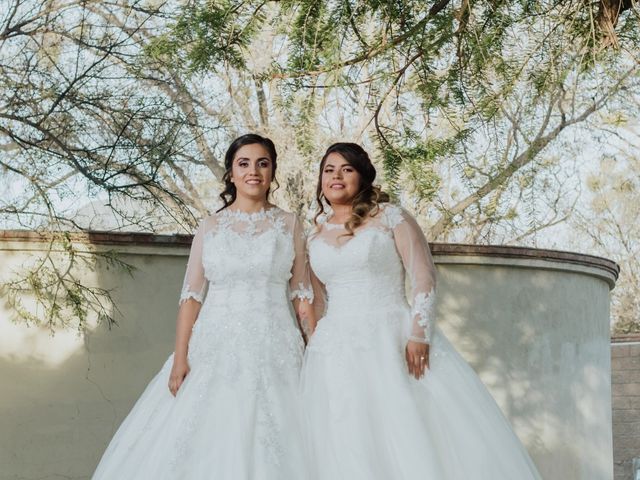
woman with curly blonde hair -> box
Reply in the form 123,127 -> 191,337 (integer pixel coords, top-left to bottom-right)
301,142 -> 541,479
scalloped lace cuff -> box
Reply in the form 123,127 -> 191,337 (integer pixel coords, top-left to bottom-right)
408,335 -> 430,344
411,291 -> 435,343
179,284 -> 205,305
290,283 -> 314,303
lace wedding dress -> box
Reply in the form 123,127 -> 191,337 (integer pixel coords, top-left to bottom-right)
93,207 -> 313,480
301,204 -> 542,479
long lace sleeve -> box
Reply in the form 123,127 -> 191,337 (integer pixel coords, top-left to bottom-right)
310,267 -> 327,321
387,206 -> 437,344
179,219 -> 209,305
288,214 -> 314,303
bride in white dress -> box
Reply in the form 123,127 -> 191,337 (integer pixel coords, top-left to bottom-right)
93,134 -> 314,479
301,142 -> 542,479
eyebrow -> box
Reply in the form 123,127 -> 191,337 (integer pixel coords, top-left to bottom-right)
323,162 -> 351,168
235,156 -> 271,162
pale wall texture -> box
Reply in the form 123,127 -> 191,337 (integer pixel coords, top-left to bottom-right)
435,252 -> 616,480
0,233 -> 618,480
611,337 -> 640,480
0,234 -> 188,480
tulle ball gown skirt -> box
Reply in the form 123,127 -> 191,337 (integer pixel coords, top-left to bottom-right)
301,306 -> 542,480
92,296 -> 308,480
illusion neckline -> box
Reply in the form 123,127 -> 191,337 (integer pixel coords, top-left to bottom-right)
323,221 -> 346,230
220,205 -> 278,220
321,203 -> 395,230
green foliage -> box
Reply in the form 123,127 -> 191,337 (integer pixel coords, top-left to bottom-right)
379,132 -> 461,200
404,138 -> 459,199
3,234 -> 135,333
3,0 -> 639,331
612,316 -> 640,335
263,0 -> 640,209
282,0 -> 334,72
380,143 -> 403,196
146,1 -> 267,72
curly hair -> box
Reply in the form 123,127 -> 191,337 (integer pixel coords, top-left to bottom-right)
315,142 -> 389,235
217,133 -> 278,213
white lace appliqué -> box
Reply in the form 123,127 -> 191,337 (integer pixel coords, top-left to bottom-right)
169,207 -> 307,469
382,204 -> 404,229
290,283 -> 314,303
179,284 -> 205,304
410,290 -> 435,343
217,207 -> 286,237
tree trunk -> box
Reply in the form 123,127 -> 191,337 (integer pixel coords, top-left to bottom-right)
597,0 -> 634,48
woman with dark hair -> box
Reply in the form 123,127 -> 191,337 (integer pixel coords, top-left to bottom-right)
93,134 -> 313,479
301,142 -> 542,479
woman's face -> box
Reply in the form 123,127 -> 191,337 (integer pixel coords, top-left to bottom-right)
321,152 -> 361,206
230,143 -> 274,201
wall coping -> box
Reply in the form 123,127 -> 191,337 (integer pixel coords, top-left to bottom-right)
0,229 -> 619,286
612,334 -> 640,344
0,229 -> 194,247
431,243 -> 619,285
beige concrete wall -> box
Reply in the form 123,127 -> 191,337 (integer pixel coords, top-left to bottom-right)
0,239 -> 186,480
612,338 -> 640,480
435,255 -> 615,480
0,235 -> 617,479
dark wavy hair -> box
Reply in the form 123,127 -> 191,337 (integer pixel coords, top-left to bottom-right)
217,133 -> 278,212
315,142 -> 389,235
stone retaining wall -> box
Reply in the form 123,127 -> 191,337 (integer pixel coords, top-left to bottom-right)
612,335 -> 640,480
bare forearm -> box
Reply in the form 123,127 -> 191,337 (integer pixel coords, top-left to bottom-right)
174,299 -> 201,360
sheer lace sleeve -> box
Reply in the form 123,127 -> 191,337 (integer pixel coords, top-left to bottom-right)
310,267 -> 327,320
179,219 -> 209,305
386,205 -> 437,344
288,214 -> 314,303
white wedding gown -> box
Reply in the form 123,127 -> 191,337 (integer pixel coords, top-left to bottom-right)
301,204 -> 542,479
93,207 -> 314,480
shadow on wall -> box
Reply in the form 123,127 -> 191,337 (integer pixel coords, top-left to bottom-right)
437,262 -> 612,479
0,242 -> 108,367
0,238 -> 615,479
0,246 -> 185,479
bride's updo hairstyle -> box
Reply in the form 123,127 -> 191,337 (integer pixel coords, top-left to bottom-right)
315,142 -> 390,236
217,133 -> 278,212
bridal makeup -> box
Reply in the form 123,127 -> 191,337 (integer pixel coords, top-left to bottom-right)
230,143 -> 274,201
321,152 -> 361,206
